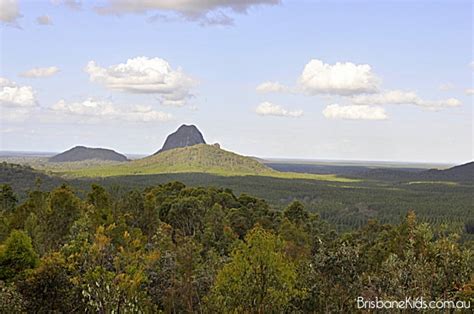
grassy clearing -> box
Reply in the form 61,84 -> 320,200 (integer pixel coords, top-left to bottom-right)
407,181 -> 459,186
63,165 -> 359,183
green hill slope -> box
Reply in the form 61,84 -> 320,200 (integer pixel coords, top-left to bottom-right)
66,144 -> 356,182
70,144 -> 272,177
136,144 -> 272,174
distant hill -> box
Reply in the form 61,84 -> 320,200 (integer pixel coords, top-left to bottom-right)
64,144 -> 357,182
345,161 -> 473,183
0,162 -> 70,197
77,144 -> 274,177
49,146 -> 128,163
424,161 -> 474,182
155,124 -> 206,154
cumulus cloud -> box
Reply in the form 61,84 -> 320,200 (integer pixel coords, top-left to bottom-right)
95,0 -> 280,25
51,0 -> 81,10
256,101 -> 303,118
470,61 -> 474,70
299,59 -> 380,96
438,83 -> 454,91
323,104 -> 387,121
0,0 -> 21,24
0,77 -> 37,108
85,57 -> 195,107
256,81 -> 288,93
36,15 -> 53,25
465,88 -> 474,95
20,66 -> 60,78
51,98 -> 173,122
352,90 -> 461,110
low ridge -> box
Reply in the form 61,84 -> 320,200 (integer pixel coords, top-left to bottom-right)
49,146 -> 128,163
424,161 -> 474,182
155,124 -> 206,154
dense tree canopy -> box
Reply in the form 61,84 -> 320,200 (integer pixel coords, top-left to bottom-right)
0,182 -> 471,312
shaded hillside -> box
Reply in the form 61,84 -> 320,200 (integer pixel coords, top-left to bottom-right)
346,161 -> 473,183
424,161 -> 474,182
1,161 -> 472,235
155,124 -> 206,154
0,162 -> 76,198
50,146 -> 128,162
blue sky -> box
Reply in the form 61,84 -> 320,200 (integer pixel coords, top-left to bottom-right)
0,0 -> 472,163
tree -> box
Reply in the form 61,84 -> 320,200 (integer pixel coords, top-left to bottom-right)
208,225 -> 301,313
0,185 -> 17,214
44,185 -> 83,252
76,225 -> 158,313
87,184 -> 113,228
17,253 -> 82,313
0,230 -> 39,281
201,204 -> 237,255
283,201 -> 309,225
167,197 -> 205,236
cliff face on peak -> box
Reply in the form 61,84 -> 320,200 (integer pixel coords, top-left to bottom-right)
155,124 -> 206,154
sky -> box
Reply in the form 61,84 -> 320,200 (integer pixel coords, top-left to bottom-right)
0,0 -> 472,163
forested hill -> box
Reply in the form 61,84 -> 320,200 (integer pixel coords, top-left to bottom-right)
0,162 -> 71,195
49,146 -> 128,163
0,181 -> 471,312
424,161 -> 474,182
74,144 -> 274,177
346,161 -> 474,182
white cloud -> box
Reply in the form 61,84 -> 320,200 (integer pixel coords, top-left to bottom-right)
0,0 -> 21,24
85,57 -> 195,107
465,88 -> 474,95
299,59 -> 380,96
51,98 -> 173,122
438,83 -> 454,91
36,15 -> 53,25
95,0 -> 280,25
0,77 -> 37,108
256,101 -> 303,118
51,0 -> 81,10
0,108 -> 32,122
323,104 -> 387,121
256,81 -> 288,93
470,61 -> 474,70
20,66 -> 60,78
352,90 -> 461,110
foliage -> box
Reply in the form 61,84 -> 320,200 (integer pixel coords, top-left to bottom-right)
0,230 -> 39,281
0,281 -> 25,312
208,225 -> 301,313
0,181 -> 471,312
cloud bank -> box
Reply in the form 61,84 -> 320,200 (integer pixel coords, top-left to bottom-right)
36,15 -> 53,25
51,98 -> 173,122
352,90 -> 461,110
299,59 -> 380,96
256,81 -> 288,93
95,0 -> 280,25
0,0 -> 21,24
20,66 -> 60,78
0,78 -> 37,107
256,101 -> 303,118
85,57 -> 195,107
323,104 -> 387,120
